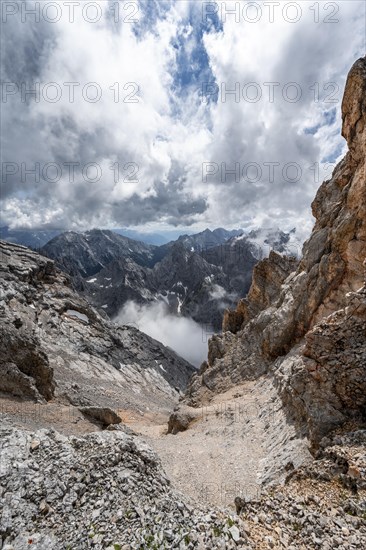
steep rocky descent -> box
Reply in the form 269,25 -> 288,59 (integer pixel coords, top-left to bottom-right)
0,240 -> 195,414
0,427 -> 247,549
1,423 -> 365,549
183,56 -> 366,444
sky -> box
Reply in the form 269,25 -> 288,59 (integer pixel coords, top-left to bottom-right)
1,0 -> 365,242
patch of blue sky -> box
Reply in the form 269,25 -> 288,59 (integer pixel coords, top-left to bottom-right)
304,124 -> 321,135
126,1 -> 222,123
321,142 -> 344,164
132,0 -> 174,38
323,108 -> 337,126
170,3 -> 222,103
304,107 -> 338,135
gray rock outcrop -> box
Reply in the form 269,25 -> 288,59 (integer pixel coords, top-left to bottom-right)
0,427 -> 247,549
0,240 -> 195,413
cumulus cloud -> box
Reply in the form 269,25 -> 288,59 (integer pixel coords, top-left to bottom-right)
201,0 -> 365,230
1,0 -> 365,234
209,284 -> 228,301
115,300 -> 209,366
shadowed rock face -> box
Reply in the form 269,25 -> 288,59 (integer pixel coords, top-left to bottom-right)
0,240 -> 195,411
222,251 -> 299,334
78,406 -> 122,427
42,229 -> 157,278
0,329 -> 54,402
276,273 -> 366,443
0,246 -> 58,401
183,57 -> 366,443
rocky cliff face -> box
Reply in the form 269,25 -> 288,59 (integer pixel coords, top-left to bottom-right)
184,57 -> 366,444
222,251 -> 299,334
0,241 -> 195,413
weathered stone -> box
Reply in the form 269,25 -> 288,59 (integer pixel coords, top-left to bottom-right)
167,406 -> 198,434
79,406 -> 122,427
0,427 -> 246,549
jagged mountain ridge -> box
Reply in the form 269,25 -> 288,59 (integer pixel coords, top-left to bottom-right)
173,227 -> 245,251
183,56 -> 366,445
236,227 -> 300,259
41,226 -> 301,329
42,229 -> 158,277
0,240 -> 195,413
0,226 -> 63,249
41,228 -> 257,329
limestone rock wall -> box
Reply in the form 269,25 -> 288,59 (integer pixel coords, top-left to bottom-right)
222,251 -> 298,334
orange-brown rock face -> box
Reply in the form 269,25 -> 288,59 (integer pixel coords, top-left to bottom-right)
222,251 -> 298,334
184,57 -> 366,441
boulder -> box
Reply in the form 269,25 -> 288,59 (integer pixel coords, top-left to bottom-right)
79,406 -> 122,427
167,406 -> 198,434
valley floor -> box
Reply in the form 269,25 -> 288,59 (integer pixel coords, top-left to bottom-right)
124,380 -> 267,507
0,376 -> 311,509
116,377 -> 312,508
1,382 -> 366,549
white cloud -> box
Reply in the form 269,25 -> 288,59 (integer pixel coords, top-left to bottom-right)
115,300 -> 209,367
201,0 -> 365,230
209,284 -> 228,300
1,0 -> 365,235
